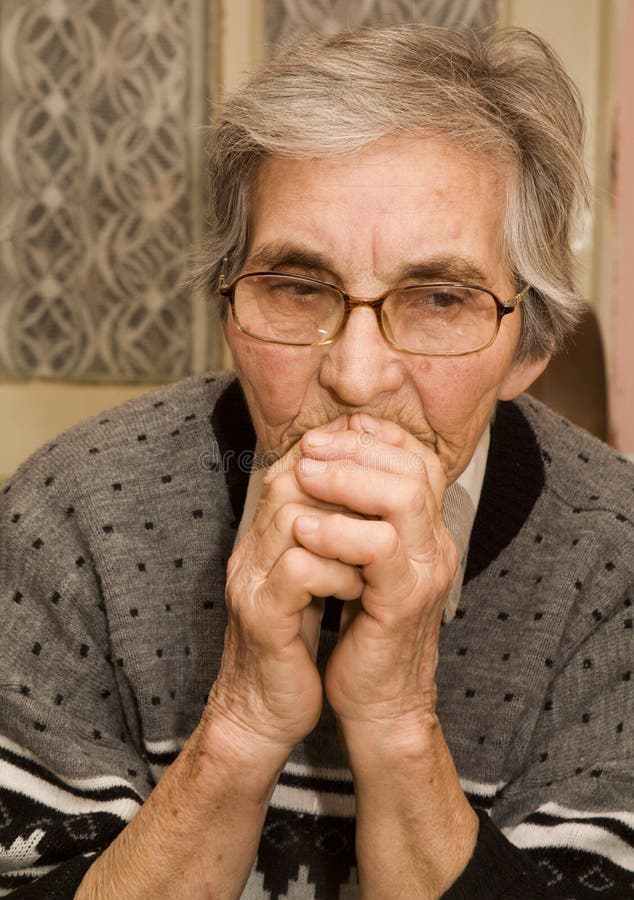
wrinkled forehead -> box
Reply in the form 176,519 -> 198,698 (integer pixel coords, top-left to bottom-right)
245,135 -> 515,289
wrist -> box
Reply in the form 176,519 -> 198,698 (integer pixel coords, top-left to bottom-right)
339,708 -> 443,774
340,711 -> 478,896
195,698 -> 294,804
76,710 -> 287,900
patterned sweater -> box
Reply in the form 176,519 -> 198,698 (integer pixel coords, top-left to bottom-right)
0,372 -> 632,899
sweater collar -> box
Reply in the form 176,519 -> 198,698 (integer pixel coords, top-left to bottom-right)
464,399 -> 545,585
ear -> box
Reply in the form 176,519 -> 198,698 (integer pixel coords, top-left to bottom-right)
498,353 -> 551,401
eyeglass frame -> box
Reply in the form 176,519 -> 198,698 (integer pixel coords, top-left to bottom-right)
218,260 -> 531,358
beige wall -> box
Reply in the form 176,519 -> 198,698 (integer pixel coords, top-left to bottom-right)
504,0 -> 632,454
1,0 -> 629,481
502,0 -> 618,328
0,382 -> 160,481
610,0 -> 634,452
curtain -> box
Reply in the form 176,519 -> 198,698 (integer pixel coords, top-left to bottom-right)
265,0 -> 497,50
0,0 -> 217,381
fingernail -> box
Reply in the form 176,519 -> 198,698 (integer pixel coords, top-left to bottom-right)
295,515 -> 319,533
305,431 -> 334,446
299,457 -> 329,475
358,412 -> 376,431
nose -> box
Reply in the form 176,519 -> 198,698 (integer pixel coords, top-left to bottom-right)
318,305 -> 405,408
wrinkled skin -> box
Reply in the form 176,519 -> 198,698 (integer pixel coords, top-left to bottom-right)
211,135 -> 547,754
205,135 -> 549,896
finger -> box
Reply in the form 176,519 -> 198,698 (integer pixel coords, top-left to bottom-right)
239,416 -> 352,566
247,547 -> 363,647
300,596 -> 325,662
301,421 -> 446,509
264,414 -> 349,480
294,513 -> 399,568
234,545 -> 362,654
294,512 -> 420,602
294,515 -> 457,622
233,496 -> 351,584
302,432 -> 427,477
267,546 -> 364,604
351,413 -> 447,509
295,453 -> 445,554
228,418 -> 356,616
349,412 -> 434,457
295,509 -> 458,600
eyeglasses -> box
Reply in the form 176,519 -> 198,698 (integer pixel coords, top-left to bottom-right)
218,269 -> 530,357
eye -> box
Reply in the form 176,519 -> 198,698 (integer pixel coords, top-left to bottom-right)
428,288 -> 466,308
426,286 -> 470,307
265,276 -> 325,300
284,280 -> 321,297
398,285 -> 471,311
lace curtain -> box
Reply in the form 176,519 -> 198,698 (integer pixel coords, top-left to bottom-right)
265,0 -> 497,48
0,0 -> 216,381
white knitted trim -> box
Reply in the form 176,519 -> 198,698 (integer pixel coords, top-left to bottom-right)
0,753 -> 140,821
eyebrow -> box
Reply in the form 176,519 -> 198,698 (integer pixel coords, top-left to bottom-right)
244,242 -> 491,287
392,257 -> 490,286
245,243 -> 335,277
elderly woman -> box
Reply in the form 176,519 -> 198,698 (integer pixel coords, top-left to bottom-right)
1,25 -> 631,900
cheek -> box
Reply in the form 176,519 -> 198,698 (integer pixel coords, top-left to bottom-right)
410,355 -> 510,430
231,339 -> 320,425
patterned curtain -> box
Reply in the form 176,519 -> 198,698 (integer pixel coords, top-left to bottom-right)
265,0 -> 498,50
0,0 -> 217,382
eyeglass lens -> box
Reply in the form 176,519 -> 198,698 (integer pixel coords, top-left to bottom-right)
232,274 -> 499,354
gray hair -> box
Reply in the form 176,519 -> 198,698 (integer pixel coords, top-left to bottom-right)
195,25 -> 588,361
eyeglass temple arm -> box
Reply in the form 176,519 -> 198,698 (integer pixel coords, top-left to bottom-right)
503,284 -> 531,309
218,256 -> 230,292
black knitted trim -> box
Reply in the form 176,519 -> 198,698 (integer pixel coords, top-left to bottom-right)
444,810 -> 634,899
443,809 -> 545,899
0,854 -> 96,899
211,378 -> 256,525
465,400 -> 545,584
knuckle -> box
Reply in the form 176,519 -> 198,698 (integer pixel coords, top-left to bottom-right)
278,545 -> 314,582
409,481 -> 429,513
375,520 -> 400,556
271,502 -> 298,539
265,469 -> 297,506
235,581 -> 276,638
225,557 -> 265,624
226,549 -> 241,583
225,549 -> 250,600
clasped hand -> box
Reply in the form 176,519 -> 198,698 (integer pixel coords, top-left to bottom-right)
209,413 -> 459,759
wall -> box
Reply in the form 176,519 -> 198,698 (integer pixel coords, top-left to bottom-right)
611,0 -> 634,454
501,0 -> 613,327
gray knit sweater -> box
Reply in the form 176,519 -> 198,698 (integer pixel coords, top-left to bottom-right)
0,372 -> 632,898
